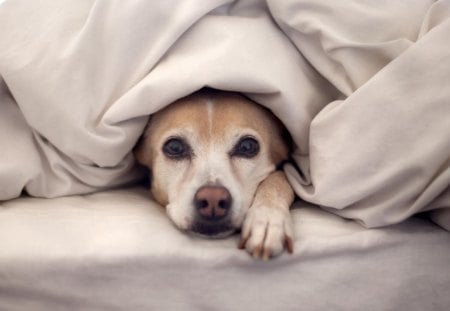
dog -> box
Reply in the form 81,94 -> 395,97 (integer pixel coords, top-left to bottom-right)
134,89 -> 295,259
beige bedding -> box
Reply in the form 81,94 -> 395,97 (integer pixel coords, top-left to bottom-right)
0,1 -> 449,309
1,0 -> 448,228
1,187 -> 449,310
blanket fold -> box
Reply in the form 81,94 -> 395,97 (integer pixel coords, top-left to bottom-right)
1,0 -> 449,228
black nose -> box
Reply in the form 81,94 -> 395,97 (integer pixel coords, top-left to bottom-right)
194,186 -> 231,221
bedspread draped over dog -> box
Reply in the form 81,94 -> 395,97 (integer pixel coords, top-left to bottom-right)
0,0 -> 449,229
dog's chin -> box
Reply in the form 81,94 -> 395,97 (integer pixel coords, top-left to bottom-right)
189,222 -> 237,239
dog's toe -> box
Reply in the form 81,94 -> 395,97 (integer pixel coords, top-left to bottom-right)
239,205 -> 294,260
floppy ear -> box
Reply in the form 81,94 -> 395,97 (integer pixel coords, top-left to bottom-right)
133,134 -> 152,167
268,114 -> 293,166
271,130 -> 292,165
133,123 -> 153,169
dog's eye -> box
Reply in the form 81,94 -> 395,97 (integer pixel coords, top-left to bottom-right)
163,138 -> 191,159
232,137 -> 259,158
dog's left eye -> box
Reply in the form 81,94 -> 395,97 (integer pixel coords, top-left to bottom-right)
231,137 -> 260,158
163,138 -> 191,159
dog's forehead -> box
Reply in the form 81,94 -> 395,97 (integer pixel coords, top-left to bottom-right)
149,92 -> 272,141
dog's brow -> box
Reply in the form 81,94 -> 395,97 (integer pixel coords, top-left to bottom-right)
162,128 -> 192,141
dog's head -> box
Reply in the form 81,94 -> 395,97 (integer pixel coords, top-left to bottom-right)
134,89 -> 290,238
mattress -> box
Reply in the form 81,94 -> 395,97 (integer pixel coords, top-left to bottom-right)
1,186 -> 449,311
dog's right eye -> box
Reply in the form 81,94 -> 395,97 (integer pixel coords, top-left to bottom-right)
162,138 -> 191,160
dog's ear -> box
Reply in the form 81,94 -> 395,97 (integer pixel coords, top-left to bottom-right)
270,131 -> 291,165
133,126 -> 153,169
133,132 -> 153,190
268,114 -> 293,166
133,138 -> 150,168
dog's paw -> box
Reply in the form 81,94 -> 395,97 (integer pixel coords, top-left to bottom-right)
239,205 -> 294,260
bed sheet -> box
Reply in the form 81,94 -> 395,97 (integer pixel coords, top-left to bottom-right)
1,187 -> 449,311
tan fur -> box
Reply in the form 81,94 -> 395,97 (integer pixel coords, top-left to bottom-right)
134,89 -> 295,259
136,91 -> 289,165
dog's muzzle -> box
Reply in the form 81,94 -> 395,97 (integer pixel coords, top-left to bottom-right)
190,185 -> 235,237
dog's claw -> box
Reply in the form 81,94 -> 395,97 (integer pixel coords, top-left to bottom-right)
252,245 -> 263,259
285,235 -> 294,254
262,248 -> 272,261
238,235 -> 249,250
239,205 -> 294,260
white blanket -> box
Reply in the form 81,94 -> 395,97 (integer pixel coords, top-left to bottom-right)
1,187 -> 449,310
1,0 -> 449,228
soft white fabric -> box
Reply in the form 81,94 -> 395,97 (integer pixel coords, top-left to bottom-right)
0,0 -> 449,228
272,0 -> 450,228
1,187 -> 449,311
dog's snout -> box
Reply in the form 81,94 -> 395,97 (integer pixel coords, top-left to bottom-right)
194,186 -> 231,221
